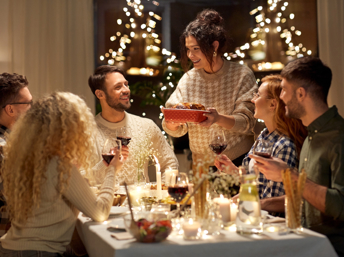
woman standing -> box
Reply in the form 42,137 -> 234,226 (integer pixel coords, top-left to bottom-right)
215,75 -> 307,213
0,92 -> 122,256
163,9 -> 257,165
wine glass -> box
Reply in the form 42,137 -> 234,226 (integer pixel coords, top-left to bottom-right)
209,127 -> 227,156
102,138 -> 121,165
252,139 -> 273,158
116,127 -> 132,146
168,173 -> 189,213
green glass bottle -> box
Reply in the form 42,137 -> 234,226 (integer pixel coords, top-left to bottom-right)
236,174 -> 262,234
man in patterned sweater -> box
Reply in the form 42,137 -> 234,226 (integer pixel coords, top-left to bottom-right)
0,73 -> 32,237
88,66 -> 178,185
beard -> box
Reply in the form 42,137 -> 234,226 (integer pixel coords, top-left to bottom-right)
104,91 -> 131,112
284,93 -> 305,119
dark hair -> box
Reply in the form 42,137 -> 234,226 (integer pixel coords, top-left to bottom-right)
88,65 -> 125,96
262,75 -> 307,156
0,73 -> 29,108
180,9 -> 227,72
281,57 -> 332,104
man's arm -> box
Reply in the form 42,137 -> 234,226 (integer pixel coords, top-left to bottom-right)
250,154 -> 327,213
261,195 -> 285,213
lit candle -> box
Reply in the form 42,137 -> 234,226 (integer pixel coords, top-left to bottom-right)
154,156 -> 162,200
213,195 -> 231,223
230,202 -> 238,221
165,168 -> 178,186
182,218 -> 200,239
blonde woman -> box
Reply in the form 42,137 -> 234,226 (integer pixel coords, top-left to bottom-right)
0,92 -> 122,256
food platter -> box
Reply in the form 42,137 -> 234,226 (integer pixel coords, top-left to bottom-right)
163,108 -> 210,123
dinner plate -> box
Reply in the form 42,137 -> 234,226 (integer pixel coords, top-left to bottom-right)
163,108 -> 210,123
108,219 -> 126,230
110,206 -> 129,215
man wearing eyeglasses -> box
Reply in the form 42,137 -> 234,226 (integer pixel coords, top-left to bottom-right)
0,72 -> 32,237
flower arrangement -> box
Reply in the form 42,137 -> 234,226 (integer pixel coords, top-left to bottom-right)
132,131 -> 161,184
208,173 -> 240,198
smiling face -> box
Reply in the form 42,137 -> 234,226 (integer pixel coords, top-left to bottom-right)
185,36 -> 211,72
280,78 -> 305,119
102,72 -> 131,112
251,82 -> 274,121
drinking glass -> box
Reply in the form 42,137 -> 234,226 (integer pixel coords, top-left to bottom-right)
101,139 -> 121,165
168,173 -> 189,213
209,127 -> 227,156
116,127 -> 132,146
252,139 -> 273,158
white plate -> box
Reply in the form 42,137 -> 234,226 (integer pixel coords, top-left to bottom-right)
110,206 -> 129,215
108,219 -> 126,230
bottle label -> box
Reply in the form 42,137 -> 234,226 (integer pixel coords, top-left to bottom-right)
237,201 -> 261,225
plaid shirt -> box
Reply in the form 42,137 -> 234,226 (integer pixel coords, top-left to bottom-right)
0,125 -> 11,237
243,128 -> 298,199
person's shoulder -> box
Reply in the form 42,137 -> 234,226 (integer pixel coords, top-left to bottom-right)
226,61 -> 253,74
179,68 -> 199,82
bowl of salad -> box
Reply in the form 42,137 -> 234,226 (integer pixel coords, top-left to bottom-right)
123,211 -> 172,243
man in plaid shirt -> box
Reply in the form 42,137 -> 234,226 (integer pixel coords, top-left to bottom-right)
0,73 -> 32,237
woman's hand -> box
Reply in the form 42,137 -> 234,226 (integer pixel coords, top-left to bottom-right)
199,108 -> 219,127
214,154 -> 239,175
162,107 -> 185,131
103,148 -> 123,173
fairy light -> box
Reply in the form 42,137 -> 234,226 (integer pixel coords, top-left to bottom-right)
100,56 -> 104,61
142,33 -> 147,38
265,28 -> 269,33
275,17 -> 281,23
149,11 -> 154,16
130,32 -> 135,37
105,53 -> 110,57
123,7 -> 128,12
281,6 -> 286,11
117,19 -> 122,25
126,12 -> 130,16
265,18 -> 271,24
110,36 -> 116,41
277,26 -> 281,32
290,13 -> 295,19
131,23 -> 136,28
147,27 -> 152,32
141,24 -> 146,29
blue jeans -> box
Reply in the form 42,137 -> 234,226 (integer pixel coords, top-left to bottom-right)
0,243 -> 61,257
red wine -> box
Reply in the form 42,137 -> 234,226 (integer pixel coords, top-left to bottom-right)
255,152 -> 271,158
209,144 -> 227,155
168,185 -> 188,203
102,153 -> 115,164
117,136 -> 131,146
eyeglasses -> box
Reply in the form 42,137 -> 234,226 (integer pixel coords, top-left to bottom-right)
2,100 -> 33,108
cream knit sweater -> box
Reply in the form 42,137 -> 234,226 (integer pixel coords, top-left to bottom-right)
92,112 -> 178,185
1,157 -> 115,254
162,60 -> 257,161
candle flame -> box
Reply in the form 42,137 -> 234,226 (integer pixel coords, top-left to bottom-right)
153,155 -> 160,172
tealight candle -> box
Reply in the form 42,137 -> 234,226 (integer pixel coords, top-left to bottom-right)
213,195 -> 231,223
182,219 -> 200,239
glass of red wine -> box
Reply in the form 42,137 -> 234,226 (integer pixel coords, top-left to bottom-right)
252,139 -> 273,158
209,127 -> 227,156
168,173 -> 189,213
102,139 -> 121,165
116,127 -> 132,146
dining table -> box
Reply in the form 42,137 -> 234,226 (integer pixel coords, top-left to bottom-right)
76,206 -> 338,257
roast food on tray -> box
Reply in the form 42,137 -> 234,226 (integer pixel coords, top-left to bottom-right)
172,102 -> 206,110
164,102 -> 208,123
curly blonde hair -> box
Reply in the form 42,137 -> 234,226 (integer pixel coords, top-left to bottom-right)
262,75 -> 307,156
1,92 -> 98,223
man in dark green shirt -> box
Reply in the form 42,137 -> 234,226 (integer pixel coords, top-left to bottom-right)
250,57 -> 344,256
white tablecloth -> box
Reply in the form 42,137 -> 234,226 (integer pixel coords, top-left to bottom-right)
76,208 -> 337,257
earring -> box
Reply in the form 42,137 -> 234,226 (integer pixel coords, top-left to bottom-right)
213,51 -> 217,57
